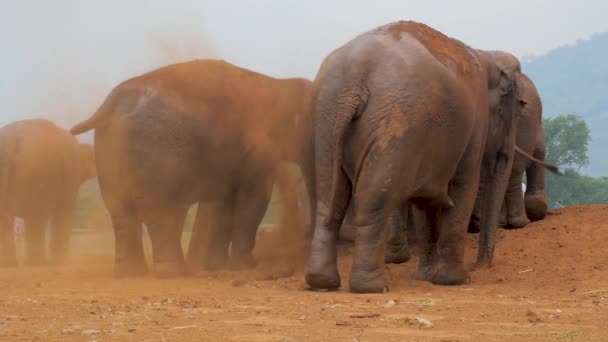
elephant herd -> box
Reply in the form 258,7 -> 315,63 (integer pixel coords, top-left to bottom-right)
0,20 -> 558,293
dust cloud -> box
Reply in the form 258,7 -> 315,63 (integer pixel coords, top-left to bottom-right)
3,1 -> 217,132
3,1 -> 220,261
2,1 -> 312,276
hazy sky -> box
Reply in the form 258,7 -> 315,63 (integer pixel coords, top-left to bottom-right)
1,0 -> 607,131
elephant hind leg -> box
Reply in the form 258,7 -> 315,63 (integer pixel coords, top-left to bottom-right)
348,187 -> 392,293
0,212 -> 18,267
144,206 -> 189,278
109,206 -> 148,278
305,169 -> 352,292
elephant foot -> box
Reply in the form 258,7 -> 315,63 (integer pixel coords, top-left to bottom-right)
473,258 -> 493,270
0,256 -> 18,267
229,254 -> 257,270
154,261 -> 189,278
505,216 -> 530,229
525,194 -> 548,221
384,244 -> 411,264
498,216 -> 507,227
349,269 -> 388,293
415,264 -> 433,281
429,261 -> 469,286
305,266 -> 341,291
113,259 -> 149,278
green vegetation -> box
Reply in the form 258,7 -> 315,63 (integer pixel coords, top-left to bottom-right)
543,115 -> 608,205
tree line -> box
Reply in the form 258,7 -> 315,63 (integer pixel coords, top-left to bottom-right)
544,114 -> 608,206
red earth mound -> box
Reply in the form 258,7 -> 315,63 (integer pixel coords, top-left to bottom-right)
0,205 -> 606,341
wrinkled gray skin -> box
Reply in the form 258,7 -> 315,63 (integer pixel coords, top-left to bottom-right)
305,21 -> 526,293
340,75 -> 552,267
0,119 -> 96,266
70,60 -> 315,278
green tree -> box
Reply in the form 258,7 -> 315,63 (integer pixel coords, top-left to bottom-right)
544,115 -> 608,205
543,114 -> 590,169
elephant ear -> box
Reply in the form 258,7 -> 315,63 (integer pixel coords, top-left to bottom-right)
498,66 -> 519,97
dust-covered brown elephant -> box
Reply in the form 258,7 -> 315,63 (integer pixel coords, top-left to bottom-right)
305,21 -> 528,293
69,59 -> 315,278
0,119 -> 96,266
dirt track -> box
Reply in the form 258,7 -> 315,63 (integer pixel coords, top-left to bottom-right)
0,205 -> 607,341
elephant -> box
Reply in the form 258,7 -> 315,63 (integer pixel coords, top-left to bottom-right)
0,119 -> 96,266
69,59 -> 315,278
337,73 -> 555,268
467,72 -> 549,232
501,73 -> 549,227
305,20 -> 529,293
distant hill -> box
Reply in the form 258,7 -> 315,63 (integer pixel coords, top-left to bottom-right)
523,32 -> 608,177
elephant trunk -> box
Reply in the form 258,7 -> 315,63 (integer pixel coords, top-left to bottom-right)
476,138 -> 517,267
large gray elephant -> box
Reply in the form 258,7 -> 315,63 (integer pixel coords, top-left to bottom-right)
339,74 -> 554,267
0,119 -> 96,266
305,20 -> 528,293
70,59 -> 315,278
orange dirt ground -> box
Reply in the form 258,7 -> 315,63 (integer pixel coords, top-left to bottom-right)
0,205 -> 606,341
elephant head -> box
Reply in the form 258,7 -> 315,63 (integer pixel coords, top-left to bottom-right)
473,50 -> 527,267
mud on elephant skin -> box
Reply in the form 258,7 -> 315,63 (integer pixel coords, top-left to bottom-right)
70,59 -> 315,278
305,20 -> 527,293
0,119 -> 96,267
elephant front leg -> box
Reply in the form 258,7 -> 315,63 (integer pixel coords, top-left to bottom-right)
145,206 -> 189,278
203,202 -> 233,271
186,203 -> 211,272
49,206 -> 76,265
0,213 -> 18,267
23,215 -> 48,266
110,210 -> 148,277
384,207 -> 411,264
504,172 -> 529,229
415,206 -> 439,281
229,179 -> 273,270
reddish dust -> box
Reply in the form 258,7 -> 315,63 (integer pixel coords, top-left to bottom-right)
0,205 -> 606,341
376,20 -> 477,78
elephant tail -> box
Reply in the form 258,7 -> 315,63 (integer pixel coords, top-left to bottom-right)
324,88 -> 368,225
70,82 -> 153,135
69,90 -> 118,135
515,145 -> 560,174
